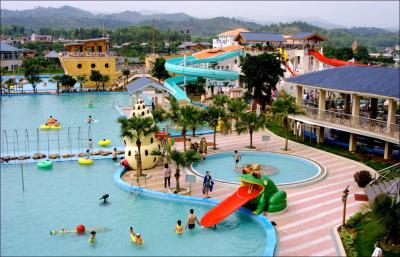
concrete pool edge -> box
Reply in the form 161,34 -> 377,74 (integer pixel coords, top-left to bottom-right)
189,150 -> 327,189
114,167 -> 277,256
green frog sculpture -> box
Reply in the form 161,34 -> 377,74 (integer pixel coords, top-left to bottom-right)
240,173 -> 287,214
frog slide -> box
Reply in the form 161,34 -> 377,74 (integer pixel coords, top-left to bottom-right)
200,173 -> 287,227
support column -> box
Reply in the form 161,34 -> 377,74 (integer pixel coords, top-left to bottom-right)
318,89 -> 326,115
296,85 -> 303,106
370,98 -> 378,119
344,94 -> 351,114
351,94 -> 360,127
387,99 -> 397,128
131,94 -> 135,109
384,142 -> 392,160
317,126 -> 324,144
349,133 -> 357,152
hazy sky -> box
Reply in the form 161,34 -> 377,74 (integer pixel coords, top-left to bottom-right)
2,1 -> 399,28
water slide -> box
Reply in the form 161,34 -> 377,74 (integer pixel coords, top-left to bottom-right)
285,63 -> 296,76
309,50 -> 367,67
200,185 -> 262,227
164,50 -> 244,102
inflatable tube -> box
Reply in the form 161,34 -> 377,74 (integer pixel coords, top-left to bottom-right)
37,160 -> 52,169
40,124 -> 61,130
98,139 -> 111,146
130,234 -> 136,243
78,158 -> 93,165
175,225 -> 184,234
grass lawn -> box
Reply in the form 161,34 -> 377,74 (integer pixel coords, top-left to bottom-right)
353,212 -> 399,257
266,118 -> 395,171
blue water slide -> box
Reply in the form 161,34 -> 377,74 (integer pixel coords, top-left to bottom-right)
164,50 -> 244,102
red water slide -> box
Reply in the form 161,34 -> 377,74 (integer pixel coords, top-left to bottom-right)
285,63 -> 296,76
200,185 -> 262,227
309,51 -> 367,67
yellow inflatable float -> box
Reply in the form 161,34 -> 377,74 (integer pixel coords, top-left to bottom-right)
98,139 -> 111,146
78,158 -> 93,165
40,124 -> 61,130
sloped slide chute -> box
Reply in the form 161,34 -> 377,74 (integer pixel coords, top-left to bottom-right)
309,50 -> 368,67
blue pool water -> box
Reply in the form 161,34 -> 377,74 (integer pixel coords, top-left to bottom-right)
1,160 -> 270,256
192,151 -> 321,185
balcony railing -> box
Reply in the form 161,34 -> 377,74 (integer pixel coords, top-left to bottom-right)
59,51 -> 118,57
295,106 -> 400,140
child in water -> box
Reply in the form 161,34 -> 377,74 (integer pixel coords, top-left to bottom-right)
88,231 -> 96,244
175,220 -> 184,234
134,233 -> 144,245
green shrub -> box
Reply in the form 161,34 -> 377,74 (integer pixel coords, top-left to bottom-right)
346,211 -> 366,228
340,228 -> 358,257
372,193 -> 393,216
354,170 -> 372,187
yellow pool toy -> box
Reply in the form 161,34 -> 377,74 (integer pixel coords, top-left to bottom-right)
98,139 -> 111,146
78,158 -> 93,165
40,124 -> 61,130
130,234 -> 136,243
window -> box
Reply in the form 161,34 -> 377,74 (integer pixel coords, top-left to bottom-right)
153,157 -> 156,163
145,150 -> 148,156
128,150 -> 131,156
147,110 -> 150,114
150,138 -> 154,143
143,105 -> 146,109
123,140 -> 126,145
142,111 -> 145,116
105,63 -> 109,68
77,63 -> 82,69
158,144 -> 161,150
91,63 -> 96,68
138,106 -> 141,110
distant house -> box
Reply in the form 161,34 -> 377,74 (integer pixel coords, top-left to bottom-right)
30,33 -> 52,42
213,27 -> 249,48
0,42 -> 23,71
21,48 -> 38,58
177,42 -> 211,52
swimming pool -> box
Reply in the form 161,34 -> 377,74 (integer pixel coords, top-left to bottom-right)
192,151 -> 323,186
1,93 -> 131,156
1,160 -> 273,256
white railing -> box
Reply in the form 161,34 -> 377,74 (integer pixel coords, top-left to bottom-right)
298,106 -> 400,140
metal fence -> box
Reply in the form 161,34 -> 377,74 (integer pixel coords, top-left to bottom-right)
1,126 -> 92,160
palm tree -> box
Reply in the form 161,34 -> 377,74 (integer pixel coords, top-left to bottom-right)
212,94 -> 230,109
170,149 -> 201,193
177,105 -> 198,151
117,116 -> 158,182
271,92 -> 304,151
228,98 -> 248,131
150,142 -> 172,164
372,193 -> 400,244
188,107 -> 205,137
49,75 -> 63,94
122,69 -> 130,85
100,75 -> 110,91
4,78 -> 16,93
205,105 -> 226,150
235,111 -> 266,148
152,108 -> 168,123
76,75 -> 87,92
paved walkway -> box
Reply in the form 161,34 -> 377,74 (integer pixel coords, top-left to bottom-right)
122,129 -> 374,256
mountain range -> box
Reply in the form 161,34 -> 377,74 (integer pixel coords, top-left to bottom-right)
1,6 -> 398,49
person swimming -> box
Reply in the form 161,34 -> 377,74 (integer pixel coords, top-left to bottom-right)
86,115 -> 94,124
99,194 -> 109,204
175,220 -> 184,234
134,233 -> 144,245
88,231 -> 96,244
46,115 -> 56,125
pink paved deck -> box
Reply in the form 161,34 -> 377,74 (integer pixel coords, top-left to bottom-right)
121,129 -> 374,256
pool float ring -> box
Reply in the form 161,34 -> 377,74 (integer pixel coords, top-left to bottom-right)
120,159 -> 129,168
130,234 -> 136,243
250,163 -> 261,171
243,167 -> 252,174
40,124 -> 61,130
175,225 -> 184,234
98,139 -> 111,146
76,224 -> 86,233
78,158 -> 93,165
37,160 -> 52,169
88,237 -> 96,244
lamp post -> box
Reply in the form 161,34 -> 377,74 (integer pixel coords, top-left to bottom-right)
341,185 -> 350,228
181,29 -> 190,93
